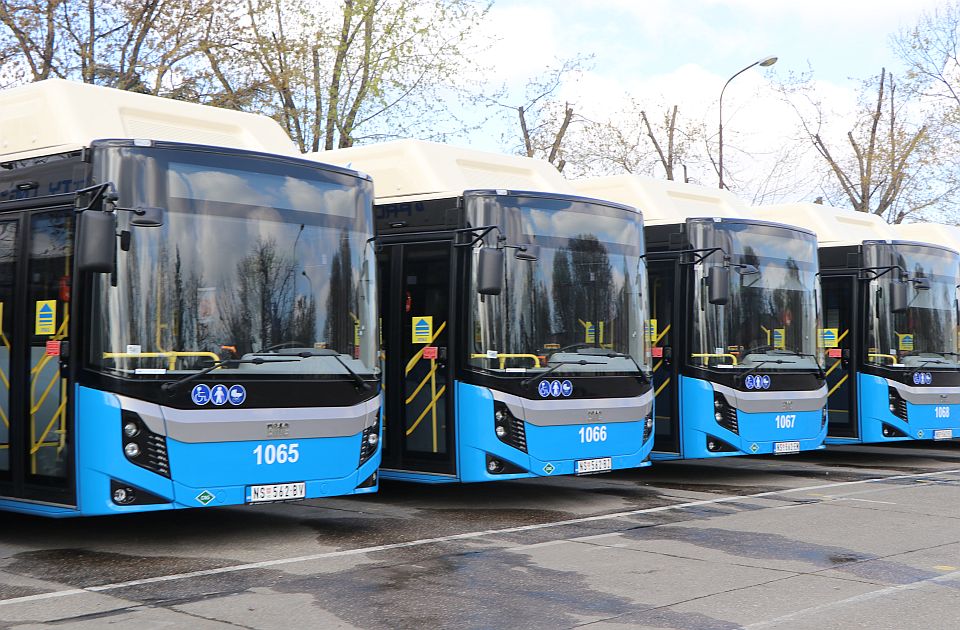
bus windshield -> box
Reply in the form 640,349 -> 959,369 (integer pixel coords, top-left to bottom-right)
466,192 -> 650,378
689,219 -> 823,372
864,241 -> 960,370
88,147 -> 379,379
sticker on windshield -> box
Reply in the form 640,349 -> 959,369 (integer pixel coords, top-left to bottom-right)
412,316 -> 433,344
210,384 -> 229,406
538,381 -> 551,398
820,328 -> 839,348
228,384 -> 247,405
561,380 -> 574,397
912,372 -> 933,385
550,380 -> 563,397
191,384 -> 211,405
582,321 -> 596,344
773,329 -> 786,349
897,333 -> 914,351
745,375 -> 771,390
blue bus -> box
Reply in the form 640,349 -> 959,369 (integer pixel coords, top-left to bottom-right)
757,204 -> 960,444
321,140 -> 655,482
575,177 -> 828,460
0,80 -> 381,516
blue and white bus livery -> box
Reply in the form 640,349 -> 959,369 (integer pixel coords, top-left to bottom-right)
756,203 -> 960,444
574,177 -> 828,460
0,79 -> 381,516
319,140 -> 654,482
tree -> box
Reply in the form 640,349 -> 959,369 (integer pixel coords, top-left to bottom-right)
791,68 -> 955,223
893,1 -> 960,119
203,0 -> 491,152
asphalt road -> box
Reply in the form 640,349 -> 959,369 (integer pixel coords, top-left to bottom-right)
0,443 -> 959,629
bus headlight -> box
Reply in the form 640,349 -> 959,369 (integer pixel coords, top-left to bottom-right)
124,442 -> 141,458
359,411 -> 381,465
123,422 -> 140,438
493,402 -> 527,452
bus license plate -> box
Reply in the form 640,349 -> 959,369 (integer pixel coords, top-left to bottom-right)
248,482 -> 306,503
774,441 -> 801,455
576,457 -> 612,475
934,429 -> 953,441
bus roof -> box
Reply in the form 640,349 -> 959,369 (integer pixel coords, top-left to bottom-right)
311,139 -> 577,202
570,175 -> 764,226
753,202 -> 895,247
891,223 -> 960,255
0,78 -> 298,162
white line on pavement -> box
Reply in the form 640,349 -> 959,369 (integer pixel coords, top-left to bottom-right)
2,467 -> 958,608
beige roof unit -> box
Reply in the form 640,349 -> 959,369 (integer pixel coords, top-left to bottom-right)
312,139 -> 574,202
571,175 -> 758,225
0,78 -> 298,162
892,223 -> 960,255
754,202 -> 895,247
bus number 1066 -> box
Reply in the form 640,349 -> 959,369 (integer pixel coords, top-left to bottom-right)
579,426 -> 607,443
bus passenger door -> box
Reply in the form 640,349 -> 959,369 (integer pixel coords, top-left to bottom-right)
0,205 -> 76,506
649,260 -> 681,455
822,275 -> 858,438
379,240 -> 456,476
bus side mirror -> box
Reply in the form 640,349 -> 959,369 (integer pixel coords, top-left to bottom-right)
890,280 -> 909,313
477,247 -> 504,295
129,206 -> 165,228
708,266 -> 730,305
516,243 -> 539,261
77,211 -> 116,274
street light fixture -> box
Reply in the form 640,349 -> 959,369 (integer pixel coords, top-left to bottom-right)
718,55 -> 778,189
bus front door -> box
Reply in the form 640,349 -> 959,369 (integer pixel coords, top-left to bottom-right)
379,240 -> 457,476
649,260 -> 681,455
822,275 -> 858,439
0,202 -> 76,507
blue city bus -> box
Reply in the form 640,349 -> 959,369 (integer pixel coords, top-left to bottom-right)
321,141 -> 655,482
818,239 -> 960,443
574,177 -> 828,460
756,204 -> 960,445
0,80 -> 381,515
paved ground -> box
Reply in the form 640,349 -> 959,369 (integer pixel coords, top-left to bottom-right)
0,443 -> 959,629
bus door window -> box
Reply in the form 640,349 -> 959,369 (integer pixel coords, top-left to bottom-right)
26,210 -> 73,484
0,219 -> 17,474
822,276 -> 855,438
649,261 -> 678,454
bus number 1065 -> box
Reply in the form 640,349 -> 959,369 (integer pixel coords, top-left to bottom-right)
253,443 -> 300,465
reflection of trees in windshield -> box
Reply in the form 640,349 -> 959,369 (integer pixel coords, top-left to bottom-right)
220,238 -> 317,354
551,235 -> 614,346
324,232 -> 355,355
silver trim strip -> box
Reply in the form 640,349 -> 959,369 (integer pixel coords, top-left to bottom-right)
887,379 -> 960,405
118,395 -> 379,443
491,389 -> 654,426
712,382 -> 827,413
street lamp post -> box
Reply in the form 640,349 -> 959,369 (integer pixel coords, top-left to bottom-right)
718,55 -> 778,189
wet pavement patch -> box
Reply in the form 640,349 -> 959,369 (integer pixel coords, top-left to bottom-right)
272,544 -> 638,630
6,549 -> 235,589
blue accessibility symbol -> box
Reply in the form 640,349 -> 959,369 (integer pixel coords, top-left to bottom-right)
538,380 -> 551,398
550,380 -> 562,397
191,384 -> 211,406
744,375 -> 756,390
210,384 -> 229,406
560,380 -> 573,397
760,375 -> 772,390
228,384 -> 246,406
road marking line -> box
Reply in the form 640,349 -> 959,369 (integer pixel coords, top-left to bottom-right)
743,568 -> 960,628
2,468 -> 959,607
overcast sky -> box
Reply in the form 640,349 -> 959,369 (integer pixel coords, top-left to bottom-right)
465,0 -> 946,201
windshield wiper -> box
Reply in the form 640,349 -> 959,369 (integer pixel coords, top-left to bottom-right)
281,349 -> 373,391
160,357 -> 299,393
520,360 -> 605,388
581,350 -> 652,384
768,350 -> 826,378
737,359 -> 797,386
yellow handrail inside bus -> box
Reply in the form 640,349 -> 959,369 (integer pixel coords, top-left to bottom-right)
868,353 -> 898,363
691,353 -> 739,365
470,353 -> 543,369
103,351 -> 221,371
